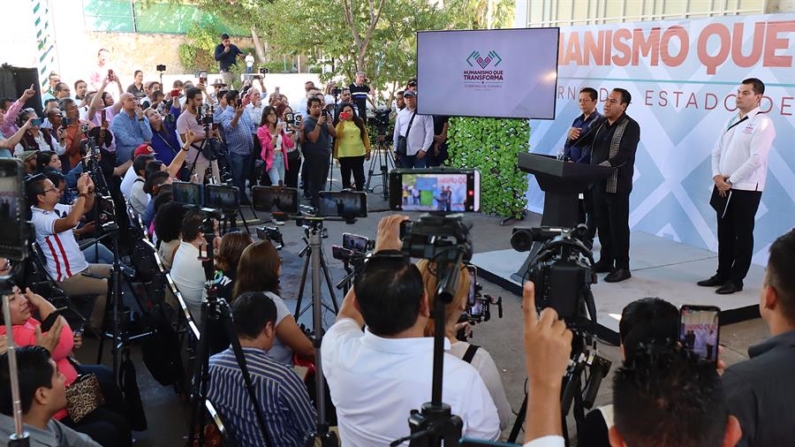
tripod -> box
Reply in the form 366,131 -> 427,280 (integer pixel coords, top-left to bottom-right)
301,219 -> 339,447
293,220 -> 339,318
365,133 -> 394,199
187,216 -> 273,447
96,224 -> 155,379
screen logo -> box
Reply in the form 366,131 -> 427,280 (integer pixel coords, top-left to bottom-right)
466,50 -> 502,69
463,50 -> 505,90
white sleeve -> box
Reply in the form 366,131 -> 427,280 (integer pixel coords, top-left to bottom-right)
728,115 -> 775,184
320,318 -> 360,379
711,116 -> 731,177
460,370 -> 501,441
421,116 -> 434,152
523,436 -> 566,447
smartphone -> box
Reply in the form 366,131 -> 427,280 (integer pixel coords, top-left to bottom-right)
39,307 -> 68,332
680,305 -> 720,364
389,168 -> 481,213
318,191 -> 367,219
172,181 -> 204,207
342,233 -> 370,252
205,184 -> 239,211
107,69 -> 114,81
294,115 -> 303,125
31,118 -> 42,127
171,89 -> 180,98
467,265 -> 479,309
0,159 -> 28,261
252,186 -> 299,214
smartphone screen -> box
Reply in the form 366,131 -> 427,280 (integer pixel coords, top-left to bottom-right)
0,160 -> 27,261
342,233 -> 369,252
389,169 -> 480,212
467,266 -> 481,316
680,305 -> 720,364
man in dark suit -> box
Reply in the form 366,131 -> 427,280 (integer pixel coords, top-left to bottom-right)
570,88 -> 640,283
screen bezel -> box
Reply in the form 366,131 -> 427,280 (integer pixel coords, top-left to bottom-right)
0,160 -> 26,260
205,184 -> 240,211
318,191 -> 368,218
251,186 -> 300,214
389,168 -> 480,213
172,181 -> 204,207
679,305 -> 721,364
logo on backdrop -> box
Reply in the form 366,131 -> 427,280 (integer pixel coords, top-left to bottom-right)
463,50 -> 504,91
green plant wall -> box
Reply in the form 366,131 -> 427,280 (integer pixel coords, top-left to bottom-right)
447,117 -> 530,218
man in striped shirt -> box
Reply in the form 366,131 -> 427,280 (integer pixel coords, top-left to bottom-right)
27,173 -> 111,331
208,292 -> 315,447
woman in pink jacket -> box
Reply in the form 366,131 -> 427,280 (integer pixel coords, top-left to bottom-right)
257,105 -> 296,186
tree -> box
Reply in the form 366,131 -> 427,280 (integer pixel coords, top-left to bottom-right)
444,0 -> 515,29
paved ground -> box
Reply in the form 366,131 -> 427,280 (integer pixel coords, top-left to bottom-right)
77,186 -> 771,446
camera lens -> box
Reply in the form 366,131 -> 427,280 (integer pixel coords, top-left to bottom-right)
510,229 -> 534,252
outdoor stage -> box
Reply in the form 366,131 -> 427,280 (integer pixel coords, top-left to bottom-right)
471,231 -> 764,345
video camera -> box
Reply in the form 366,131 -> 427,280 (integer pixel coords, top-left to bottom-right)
369,107 -> 391,136
256,225 -> 284,250
511,224 -> 596,327
331,233 -> 374,266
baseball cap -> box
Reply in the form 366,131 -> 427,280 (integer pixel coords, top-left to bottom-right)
403,90 -> 417,98
17,150 -> 38,162
133,144 -> 154,157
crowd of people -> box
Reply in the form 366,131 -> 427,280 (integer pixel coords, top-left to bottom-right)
0,35 -> 790,447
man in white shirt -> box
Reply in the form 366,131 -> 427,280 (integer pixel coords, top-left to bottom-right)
26,173 -> 111,331
698,78 -> 776,295
392,90 -> 434,169
176,87 -> 221,184
170,210 -> 208,320
322,217 -> 500,446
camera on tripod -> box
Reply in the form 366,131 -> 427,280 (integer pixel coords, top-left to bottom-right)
331,233 -> 373,265
197,104 -> 215,126
256,225 -> 284,250
510,224 -> 596,322
369,107 -> 391,136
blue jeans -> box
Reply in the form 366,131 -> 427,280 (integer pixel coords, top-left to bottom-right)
229,152 -> 252,197
400,153 -> 427,169
83,241 -> 114,264
267,151 -> 285,186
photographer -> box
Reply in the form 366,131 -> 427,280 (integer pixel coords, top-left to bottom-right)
332,102 -> 370,191
176,87 -> 220,184
0,346 -> 101,447
145,102 -> 183,166
232,240 -> 315,365
302,96 -> 336,208
415,259 -> 513,431
27,173 -> 111,331
206,292 -> 316,447
321,215 -> 500,446
257,105 -> 296,188
15,108 -> 67,155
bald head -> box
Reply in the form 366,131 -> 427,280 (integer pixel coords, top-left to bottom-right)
120,93 -> 138,113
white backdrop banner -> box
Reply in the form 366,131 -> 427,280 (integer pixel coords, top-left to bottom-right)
527,14 -> 795,264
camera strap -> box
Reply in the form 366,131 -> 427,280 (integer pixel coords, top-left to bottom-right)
462,344 -> 480,364
154,130 -> 179,155
228,342 -> 273,447
403,111 -> 417,140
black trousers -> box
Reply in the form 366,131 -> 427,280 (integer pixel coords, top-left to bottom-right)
579,188 -> 597,242
717,189 -> 762,286
592,183 -> 631,270
304,151 -> 329,208
339,156 -> 365,191
285,155 -> 301,189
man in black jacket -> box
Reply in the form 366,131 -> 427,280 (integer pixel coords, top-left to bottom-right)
570,88 -> 640,283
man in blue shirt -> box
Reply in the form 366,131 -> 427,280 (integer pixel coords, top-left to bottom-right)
214,33 -> 244,86
564,87 -> 602,247
208,292 -> 316,447
111,93 -> 153,164
220,90 -> 255,203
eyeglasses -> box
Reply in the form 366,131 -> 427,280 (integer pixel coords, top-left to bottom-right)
42,187 -> 60,195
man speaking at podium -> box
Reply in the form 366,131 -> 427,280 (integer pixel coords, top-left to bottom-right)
569,88 -> 640,283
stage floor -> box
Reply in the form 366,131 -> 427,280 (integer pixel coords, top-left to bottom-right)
472,231 -> 764,344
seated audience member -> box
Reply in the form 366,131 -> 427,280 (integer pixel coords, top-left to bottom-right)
0,346 -> 102,447
233,241 -> 314,365
38,150 -> 63,174
26,173 -> 110,331
15,107 -> 66,155
170,210 -> 207,318
208,292 -> 316,447
0,286 -> 132,447
321,215 -> 500,446
142,170 -> 172,227
215,232 -> 253,302
1,85 -> 36,138
128,152 -> 155,215
417,259 -> 512,430
120,152 -> 153,199
610,343 -> 741,447
578,297 -> 679,447
18,150 -> 38,175
153,200 -> 186,270
722,228 -> 795,447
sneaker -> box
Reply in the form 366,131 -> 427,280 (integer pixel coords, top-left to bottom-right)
273,219 -> 285,226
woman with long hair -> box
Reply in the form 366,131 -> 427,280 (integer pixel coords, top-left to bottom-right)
145,105 -> 181,166
233,240 -> 314,365
332,102 -> 370,191
416,259 -> 513,431
257,105 -> 296,187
